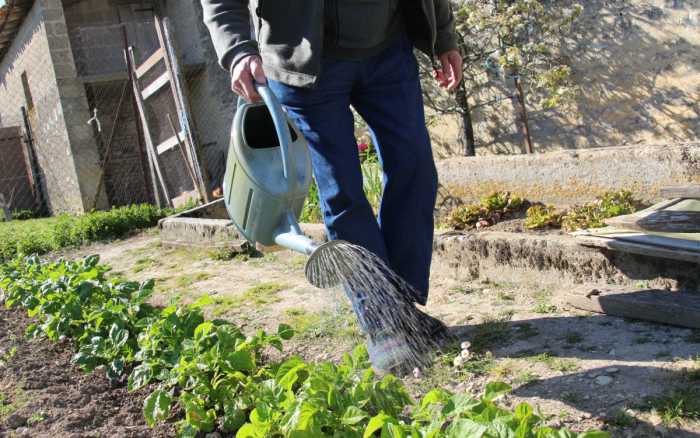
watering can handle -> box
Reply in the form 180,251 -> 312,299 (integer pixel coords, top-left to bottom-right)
237,84 -> 297,192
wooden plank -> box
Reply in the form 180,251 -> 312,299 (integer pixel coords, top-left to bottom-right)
141,72 -> 169,100
589,231 -> 700,251
159,17 -> 210,202
135,48 -> 165,78
156,131 -> 186,155
660,184 -> 700,199
574,233 -> 700,264
606,210 -> 700,233
568,287 -> 700,329
79,72 -> 129,84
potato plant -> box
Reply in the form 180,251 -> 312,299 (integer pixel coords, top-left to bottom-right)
0,255 -> 608,437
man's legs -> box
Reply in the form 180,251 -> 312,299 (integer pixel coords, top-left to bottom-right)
267,62 -> 387,334
350,35 -> 438,305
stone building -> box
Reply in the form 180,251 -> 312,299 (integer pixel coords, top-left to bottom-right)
0,0 -> 232,214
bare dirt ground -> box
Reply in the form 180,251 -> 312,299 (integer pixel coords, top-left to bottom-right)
0,306 -> 176,438
3,230 -> 700,437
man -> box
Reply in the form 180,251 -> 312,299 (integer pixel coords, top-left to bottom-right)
201,0 -> 463,372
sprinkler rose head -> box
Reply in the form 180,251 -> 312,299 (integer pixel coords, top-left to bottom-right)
304,239 -> 354,289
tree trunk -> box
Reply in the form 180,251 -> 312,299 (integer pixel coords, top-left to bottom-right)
455,84 -> 476,156
513,75 -> 534,154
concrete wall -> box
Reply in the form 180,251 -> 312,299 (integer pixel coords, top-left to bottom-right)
46,0 -> 108,212
0,0 -> 89,213
437,142 -> 700,207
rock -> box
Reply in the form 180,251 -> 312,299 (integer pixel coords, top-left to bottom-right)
606,367 -> 620,374
595,375 -> 613,386
412,367 -> 421,379
6,413 -> 28,429
608,349 -> 616,356
14,427 -> 30,437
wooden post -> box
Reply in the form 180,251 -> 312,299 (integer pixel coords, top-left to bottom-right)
455,82 -> 476,157
167,113 -> 200,195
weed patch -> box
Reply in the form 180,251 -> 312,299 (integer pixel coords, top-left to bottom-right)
528,352 -> 579,373
525,190 -> 646,231
642,388 -> 700,426
471,316 -> 512,353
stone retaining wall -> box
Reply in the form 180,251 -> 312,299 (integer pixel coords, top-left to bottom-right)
437,143 -> 700,208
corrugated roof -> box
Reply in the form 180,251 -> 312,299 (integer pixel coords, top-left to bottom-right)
0,0 -> 35,62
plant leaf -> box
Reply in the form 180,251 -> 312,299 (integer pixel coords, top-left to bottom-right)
143,389 -> 172,427
483,381 -> 512,401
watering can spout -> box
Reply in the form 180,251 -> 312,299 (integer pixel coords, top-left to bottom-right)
273,211 -> 351,289
273,211 -> 319,256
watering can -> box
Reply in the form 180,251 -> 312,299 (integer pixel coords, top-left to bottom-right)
223,84 -> 348,288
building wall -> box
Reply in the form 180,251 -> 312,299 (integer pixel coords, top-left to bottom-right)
46,0 -> 108,212
0,0 -> 87,213
63,0 -> 156,208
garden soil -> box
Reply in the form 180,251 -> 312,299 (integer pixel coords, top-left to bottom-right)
0,306 -> 176,437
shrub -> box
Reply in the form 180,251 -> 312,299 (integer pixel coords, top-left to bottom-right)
525,204 -> 563,229
449,192 -> 528,230
10,209 -> 39,221
562,190 -> 644,232
0,204 -> 170,262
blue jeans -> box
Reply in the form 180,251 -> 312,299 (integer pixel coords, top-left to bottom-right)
267,35 -> 438,333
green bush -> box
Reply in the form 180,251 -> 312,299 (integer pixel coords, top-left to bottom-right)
0,204 -> 170,262
525,204 -> 563,230
10,209 -> 39,221
449,192 -> 528,230
562,190 -> 644,232
0,255 -> 608,437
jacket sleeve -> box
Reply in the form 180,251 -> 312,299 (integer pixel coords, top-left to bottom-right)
434,0 -> 458,55
201,0 -> 259,72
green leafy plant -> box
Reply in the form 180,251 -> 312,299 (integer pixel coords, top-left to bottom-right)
449,191 -> 528,230
562,190 -> 644,232
11,209 -> 39,221
0,204 -> 171,262
525,204 -> 563,229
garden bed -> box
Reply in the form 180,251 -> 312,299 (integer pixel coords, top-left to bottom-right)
0,306 -> 175,438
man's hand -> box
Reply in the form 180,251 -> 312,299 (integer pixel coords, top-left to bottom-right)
232,55 -> 267,102
434,49 -> 463,91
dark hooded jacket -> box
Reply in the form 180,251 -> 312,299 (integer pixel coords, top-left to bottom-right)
201,0 -> 458,87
